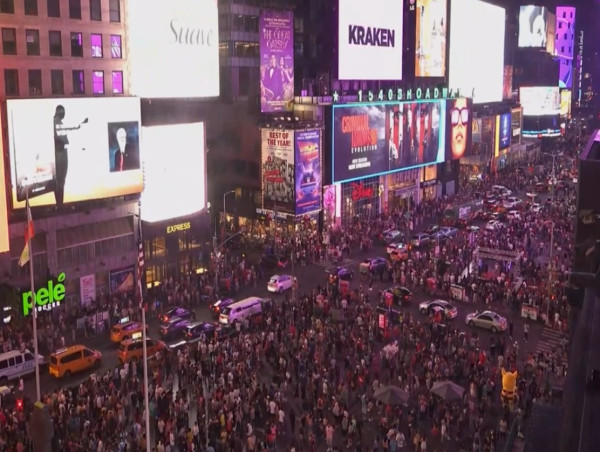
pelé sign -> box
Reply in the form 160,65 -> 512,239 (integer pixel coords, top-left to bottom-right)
22,272 -> 66,316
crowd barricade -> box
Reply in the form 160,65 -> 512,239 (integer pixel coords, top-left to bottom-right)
520,304 -> 539,322
75,310 -> 109,333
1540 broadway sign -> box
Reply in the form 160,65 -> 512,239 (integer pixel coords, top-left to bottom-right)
22,272 -> 66,316
333,86 -> 461,103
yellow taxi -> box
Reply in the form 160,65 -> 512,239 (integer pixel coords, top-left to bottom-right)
110,320 -> 147,343
118,337 -> 166,364
49,345 -> 102,378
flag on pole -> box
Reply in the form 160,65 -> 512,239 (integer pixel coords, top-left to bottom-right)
18,200 -> 34,267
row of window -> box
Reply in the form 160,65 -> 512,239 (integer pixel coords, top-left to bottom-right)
4,68 -> 124,96
0,0 -> 120,22
57,234 -> 133,267
1,28 -> 122,59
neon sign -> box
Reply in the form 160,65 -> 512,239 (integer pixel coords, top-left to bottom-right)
351,182 -> 374,201
22,272 -> 66,316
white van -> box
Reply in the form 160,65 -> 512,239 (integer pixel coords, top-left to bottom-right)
218,297 -> 263,325
0,349 -> 44,383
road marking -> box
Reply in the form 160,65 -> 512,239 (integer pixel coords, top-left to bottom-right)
315,258 -> 360,268
535,326 -> 566,355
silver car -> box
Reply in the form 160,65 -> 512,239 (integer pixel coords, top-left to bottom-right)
465,310 -> 508,333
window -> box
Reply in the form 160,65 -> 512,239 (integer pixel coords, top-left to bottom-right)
2,28 -> 16,55
51,69 -> 64,94
0,0 -> 14,14
72,69 -> 84,94
47,0 -> 60,17
24,0 -> 37,15
89,0 -> 101,20
68,0 -> 81,19
90,33 -> 102,57
49,30 -> 62,56
111,70 -> 123,94
110,34 -> 121,58
109,0 -> 120,22
558,22 -> 562,29
25,29 -> 40,56
92,70 -> 104,94
4,69 -> 18,96
13,355 -> 22,365
70,32 -> 83,57
28,69 -> 42,95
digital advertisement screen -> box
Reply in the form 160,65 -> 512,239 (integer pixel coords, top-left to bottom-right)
294,130 -> 322,215
0,124 -> 8,253
559,58 -> 573,89
415,0 -> 447,78
445,98 -> 473,160
495,113 -> 511,156
560,90 -> 572,117
140,123 -> 206,223
127,0 -> 219,98
7,98 -> 142,208
545,11 -> 556,55
332,100 -> 445,184
518,5 -> 548,48
449,0 -> 505,104
511,108 -> 522,138
338,0 -> 403,80
503,65 -> 513,100
262,129 -> 295,214
472,119 -> 482,144
522,115 -> 562,138
519,86 -> 560,116
260,10 -> 294,113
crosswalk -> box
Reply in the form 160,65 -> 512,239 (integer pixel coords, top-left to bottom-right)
315,258 -> 360,269
535,326 -> 566,355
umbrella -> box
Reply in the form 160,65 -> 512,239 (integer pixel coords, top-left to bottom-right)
373,385 -> 410,406
430,380 -> 466,401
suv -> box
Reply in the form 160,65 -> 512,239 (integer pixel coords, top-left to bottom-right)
118,338 -> 165,363
410,233 -> 431,248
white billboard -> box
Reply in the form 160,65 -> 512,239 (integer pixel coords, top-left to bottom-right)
141,123 -> 206,222
127,0 -> 219,98
518,5 -> 547,48
449,0 -> 505,104
7,98 -> 142,208
0,129 -> 8,253
338,0 -> 404,80
519,86 -> 560,116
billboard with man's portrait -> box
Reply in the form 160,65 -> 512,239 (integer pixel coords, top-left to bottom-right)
445,98 -> 473,160
261,128 -> 295,214
7,98 -> 142,208
260,10 -> 294,113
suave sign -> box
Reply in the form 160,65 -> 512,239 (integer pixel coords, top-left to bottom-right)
22,272 -> 66,316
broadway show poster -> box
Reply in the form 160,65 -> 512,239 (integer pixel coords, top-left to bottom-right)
109,266 -> 135,294
261,128 -> 295,214
332,101 -> 442,183
294,130 -> 322,215
260,10 -> 294,113
415,0 -> 447,77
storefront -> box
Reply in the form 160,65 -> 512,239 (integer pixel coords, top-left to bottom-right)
420,165 -> 440,200
141,212 -> 212,286
340,176 -> 380,225
383,169 -> 420,213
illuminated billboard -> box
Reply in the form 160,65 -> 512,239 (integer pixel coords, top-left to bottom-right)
260,10 -> 294,113
546,11 -> 556,55
127,0 -> 219,98
503,65 -> 513,100
0,117 -> 8,253
7,98 -> 142,208
415,0 -> 447,78
338,0 -> 404,80
332,100 -> 445,184
141,123 -> 206,223
522,115 -> 562,138
294,130 -> 322,215
556,6 -> 576,89
494,113 -> 511,157
449,0 -> 505,104
519,87 -> 560,116
261,129 -> 295,214
560,90 -> 572,118
518,6 -> 548,48
445,98 -> 473,160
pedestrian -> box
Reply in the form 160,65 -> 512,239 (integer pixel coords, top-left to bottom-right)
508,319 -> 514,340
524,322 -> 529,343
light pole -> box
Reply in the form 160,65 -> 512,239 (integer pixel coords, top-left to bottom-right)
545,220 -> 555,324
223,190 -> 235,226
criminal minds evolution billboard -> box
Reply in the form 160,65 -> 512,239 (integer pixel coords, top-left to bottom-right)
295,130 -> 322,215
338,0 -> 404,80
261,129 -> 295,214
127,0 -> 219,98
332,100 -> 445,184
7,98 -> 142,208
260,10 -> 294,113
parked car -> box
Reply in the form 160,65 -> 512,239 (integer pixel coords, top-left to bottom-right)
440,227 -> 459,238
110,321 -> 148,343
410,233 -> 431,248
430,230 -> 449,244
418,299 -> 458,318
327,267 -> 354,283
267,274 -> 294,293
383,229 -> 404,243
160,307 -> 195,324
210,298 -> 236,318
159,317 -> 192,340
183,322 -> 216,343
465,310 -> 507,333
359,257 -> 387,275
387,242 -> 408,255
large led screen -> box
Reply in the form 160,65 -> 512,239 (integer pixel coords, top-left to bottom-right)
260,10 -> 294,113
141,123 -> 206,223
338,0 -> 403,80
127,0 -> 219,98
449,0 -> 505,104
262,129 -> 295,214
559,59 -> 573,89
523,115 -> 562,138
415,0 -> 447,78
295,130 -> 322,215
7,98 -> 142,208
445,98 -> 473,160
332,100 -> 445,184
546,11 -> 556,55
518,6 -> 548,48
560,90 -> 572,118
494,113 -> 511,157
0,127 -> 8,253
519,86 -> 560,116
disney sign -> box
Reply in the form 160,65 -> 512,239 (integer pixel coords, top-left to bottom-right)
351,182 -> 374,202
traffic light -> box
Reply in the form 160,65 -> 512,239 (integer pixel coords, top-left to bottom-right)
16,398 -> 23,411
